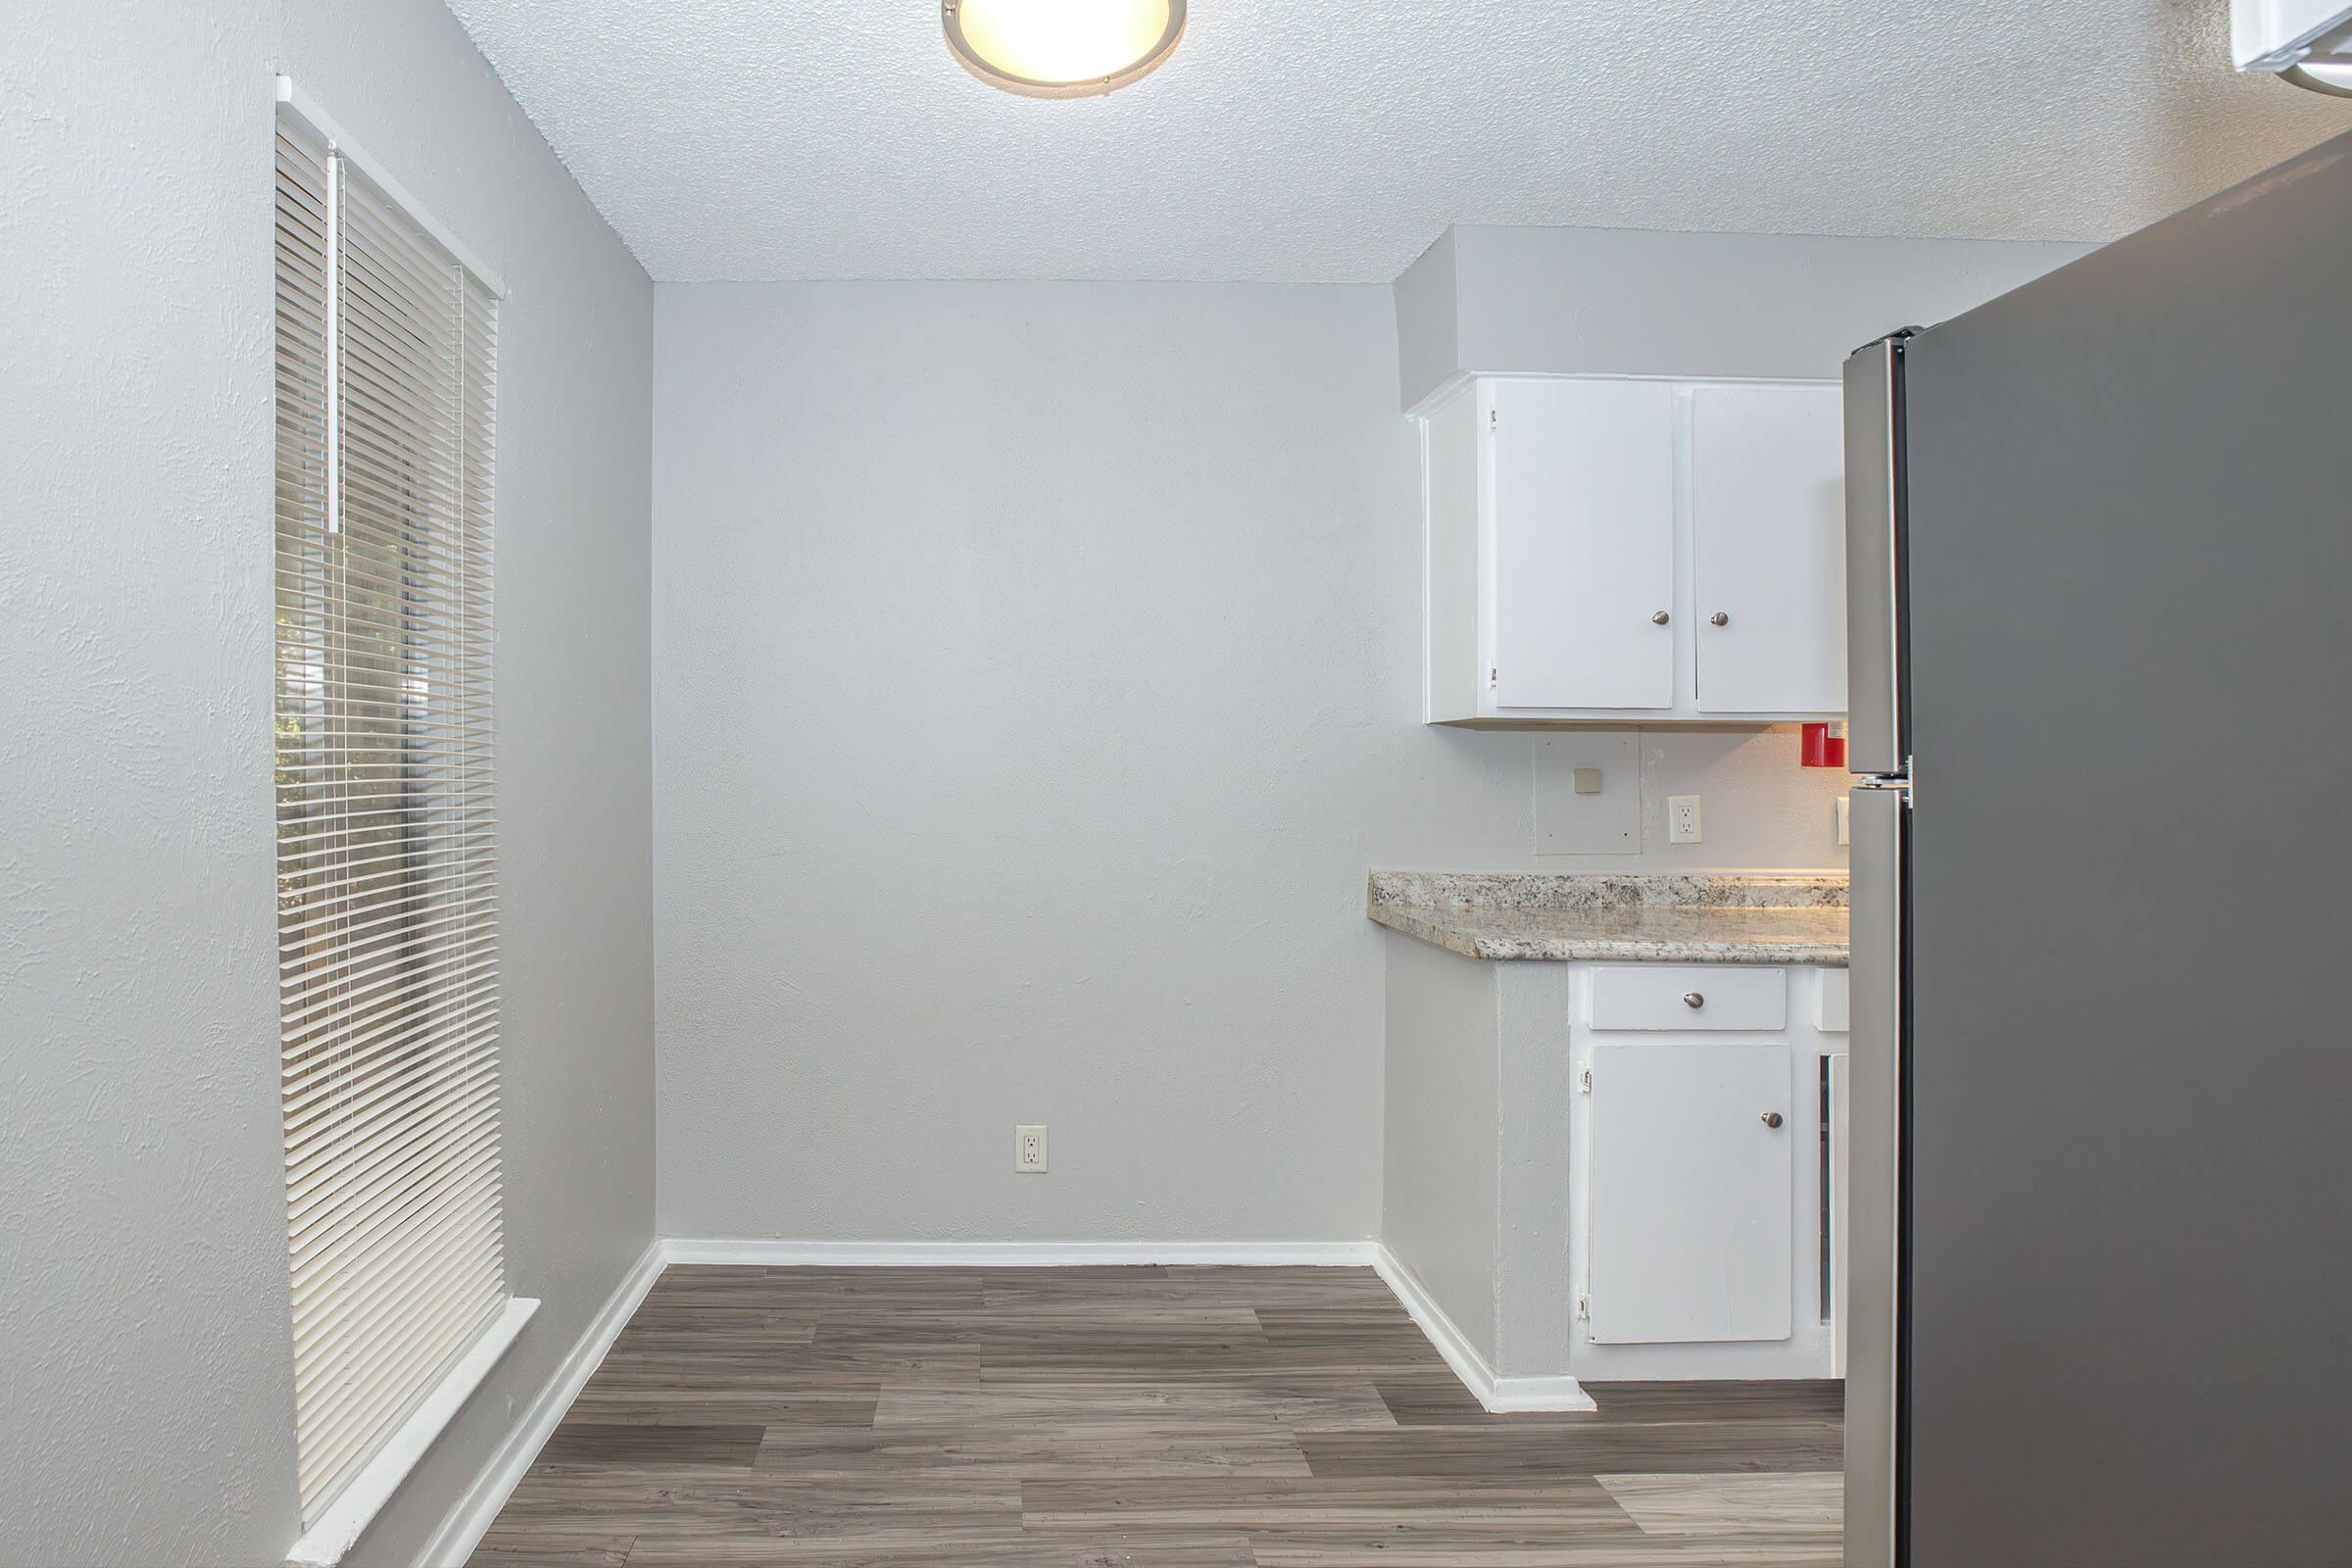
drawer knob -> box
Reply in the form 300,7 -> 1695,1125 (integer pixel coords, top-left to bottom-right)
1650,610 -> 1671,625
1709,612 -> 1730,627
1682,992 -> 1704,1008
1761,1111 -> 1785,1129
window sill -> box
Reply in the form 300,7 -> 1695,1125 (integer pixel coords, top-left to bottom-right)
286,1297 -> 540,1568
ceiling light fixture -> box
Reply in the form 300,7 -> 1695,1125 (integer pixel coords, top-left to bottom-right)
2231,0 -> 2352,95
2280,58 -> 2352,94
942,0 -> 1187,98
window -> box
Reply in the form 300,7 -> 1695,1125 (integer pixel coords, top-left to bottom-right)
274,107 -> 506,1526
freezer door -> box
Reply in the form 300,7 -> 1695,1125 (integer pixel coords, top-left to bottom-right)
1842,784 -> 1904,1568
1840,337 -> 1906,775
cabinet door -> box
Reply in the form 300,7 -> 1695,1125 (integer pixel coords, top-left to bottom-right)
1690,384 -> 1847,714
1491,379 -> 1676,710
1589,1042 -> 1793,1344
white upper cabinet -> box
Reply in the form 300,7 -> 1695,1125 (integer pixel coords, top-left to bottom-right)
1690,384 -> 1847,714
1492,380 -> 1678,710
1422,374 -> 1847,724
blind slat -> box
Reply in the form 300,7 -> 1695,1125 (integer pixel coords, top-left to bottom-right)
283,1023 -> 501,1152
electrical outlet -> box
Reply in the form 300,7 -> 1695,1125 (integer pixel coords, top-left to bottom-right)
1015,1125 -> 1048,1173
1668,794 -> 1702,845
1836,795 -> 1850,846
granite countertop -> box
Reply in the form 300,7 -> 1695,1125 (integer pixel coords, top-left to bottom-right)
1367,871 -> 1849,966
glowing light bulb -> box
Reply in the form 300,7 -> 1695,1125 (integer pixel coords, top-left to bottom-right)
943,0 -> 1186,97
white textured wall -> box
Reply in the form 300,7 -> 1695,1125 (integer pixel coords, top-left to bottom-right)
0,2 -> 655,1563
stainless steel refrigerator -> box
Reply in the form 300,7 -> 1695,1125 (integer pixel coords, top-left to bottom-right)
1840,128 -> 2352,1568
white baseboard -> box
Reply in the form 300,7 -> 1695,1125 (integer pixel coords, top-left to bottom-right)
416,1238 -> 664,1568
1370,1244 -> 1595,1414
1488,1373 -> 1598,1412
659,1238 -> 1380,1268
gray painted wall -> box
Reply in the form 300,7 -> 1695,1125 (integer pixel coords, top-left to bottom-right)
653,282 -> 1423,1244
1493,962 -> 1580,1378
1395,223 -> 2100,410
0,2 -> 656,1563
1391,227 -> 1461,423
1381,935 -> 1504,1364
1378,949 -> 1584,1382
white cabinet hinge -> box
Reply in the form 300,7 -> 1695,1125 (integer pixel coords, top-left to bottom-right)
1579,1067 -> 1592,1095
1490,664 -> 1498,686
1576,1293 -> 1591,1321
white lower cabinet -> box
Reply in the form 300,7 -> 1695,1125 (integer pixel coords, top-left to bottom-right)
1377,939 -> 1849,1393
1588,1042 -> 1794,1344
1571,964 -> 1845,1379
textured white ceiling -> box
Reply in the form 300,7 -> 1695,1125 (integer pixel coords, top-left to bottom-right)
445,0 -> 2352,282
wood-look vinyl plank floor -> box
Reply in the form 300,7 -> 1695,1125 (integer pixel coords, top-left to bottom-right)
1296,1421 -> 1844,1480
468,1532 -> 635,1567
1597,1471 -> 1843,1537
470,1264 -> 1840,1567
873,1377 -> 1398,1434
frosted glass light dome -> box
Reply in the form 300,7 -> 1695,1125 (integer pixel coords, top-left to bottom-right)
2282,59 -> 2352,95
942,0 -> 1187,98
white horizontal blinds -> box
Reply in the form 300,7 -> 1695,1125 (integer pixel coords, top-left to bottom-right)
275,119 -> 505,1524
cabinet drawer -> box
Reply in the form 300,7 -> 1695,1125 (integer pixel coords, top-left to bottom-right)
1590,966 -> 1787,1031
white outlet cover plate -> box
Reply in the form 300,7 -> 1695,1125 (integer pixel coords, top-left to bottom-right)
1667,794 -> 1702,845
1015,1125 -> 1048,1173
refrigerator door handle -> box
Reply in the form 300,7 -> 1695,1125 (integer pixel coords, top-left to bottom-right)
1844,783 -> 1906,1568
1842,335 -> 1911,776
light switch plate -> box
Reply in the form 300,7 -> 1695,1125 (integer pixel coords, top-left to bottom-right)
1534,734 -> 1640,856
1836,795 -> 1850,846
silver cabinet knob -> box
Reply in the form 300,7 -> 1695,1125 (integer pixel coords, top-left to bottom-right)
1649,611 -> 1671,625
1761,1111 -> 1785,1129
1709,612 -> 1730,626
1682,992 -> 1704,1008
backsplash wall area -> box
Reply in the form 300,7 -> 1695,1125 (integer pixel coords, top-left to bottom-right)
1528,727 -> 1854,871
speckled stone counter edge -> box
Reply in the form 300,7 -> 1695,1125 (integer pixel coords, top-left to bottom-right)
1366,871 -> 1851,965
1368,870 -> 1848,912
